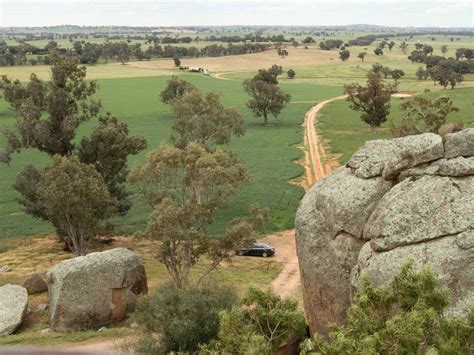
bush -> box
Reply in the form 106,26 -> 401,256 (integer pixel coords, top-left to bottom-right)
205,287 -> 307,354
300,261 -> 474,354
128,283 -> 237,354
287,69 -> 296,79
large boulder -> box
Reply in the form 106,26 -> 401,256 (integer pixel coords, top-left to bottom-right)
296,129 -> 474,335
295,167 -> 392,334
47,248 -> 148,332
0,284 -> 28,336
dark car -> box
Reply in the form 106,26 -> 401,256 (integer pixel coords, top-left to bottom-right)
236,243 -> 275,257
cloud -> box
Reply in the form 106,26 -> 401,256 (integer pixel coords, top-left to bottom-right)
1,0 -> 472,27
425,0 -> 472,16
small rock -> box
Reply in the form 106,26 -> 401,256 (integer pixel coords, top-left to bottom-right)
36,303 -> 48,312
40,328 -> 52,334
347,133 -> 444,180
0,265 -> 11,273
23,273 -> 48,294
456,230 -> 474,250
130,322 -> 138,329
0,284 -> 28,336
98,326 -> 107,332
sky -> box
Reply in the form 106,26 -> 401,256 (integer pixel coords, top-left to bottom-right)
0,0 -> 472,28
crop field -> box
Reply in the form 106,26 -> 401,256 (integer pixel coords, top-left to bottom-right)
0,30 -> 473,247
0,70 -> 342,244
318,88 -> 474,164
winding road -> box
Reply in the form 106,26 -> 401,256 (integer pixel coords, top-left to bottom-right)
267,95 -> 348,301
302,95 -> 347,187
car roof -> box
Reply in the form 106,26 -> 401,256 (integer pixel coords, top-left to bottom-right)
254,243 -> 272,247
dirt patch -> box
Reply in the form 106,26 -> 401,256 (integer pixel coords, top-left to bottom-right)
262,231 -> 302,304
392,93 -> 414,98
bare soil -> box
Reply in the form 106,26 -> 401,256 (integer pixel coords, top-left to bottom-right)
263,231 -> 301,302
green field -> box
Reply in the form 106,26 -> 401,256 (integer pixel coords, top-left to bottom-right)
0,72 -> 342,244
317,88 -> 474,164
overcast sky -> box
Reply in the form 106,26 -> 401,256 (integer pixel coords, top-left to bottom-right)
0,0 -> 472,28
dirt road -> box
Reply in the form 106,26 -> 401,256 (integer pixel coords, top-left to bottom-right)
303,95 -> 347,187
265,97 -> 348,300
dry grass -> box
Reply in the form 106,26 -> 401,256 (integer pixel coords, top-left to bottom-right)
128,47 -> 358,73
0,234 -> 280,345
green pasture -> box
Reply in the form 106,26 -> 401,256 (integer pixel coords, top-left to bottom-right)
317,87 -> 474,164
0,72 -> 342,245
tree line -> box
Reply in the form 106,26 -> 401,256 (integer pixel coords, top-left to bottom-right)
348,30 -> 473,46
0,39 -> 272,66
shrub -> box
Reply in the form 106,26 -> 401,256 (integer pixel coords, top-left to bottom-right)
300,261 -> 474,354
128,283 -> 237,354
205,287 -> 307,354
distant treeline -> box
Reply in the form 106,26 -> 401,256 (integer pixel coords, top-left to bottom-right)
348,30 -> 473,46
0,39 -> 272,66
1,33 -> 330,44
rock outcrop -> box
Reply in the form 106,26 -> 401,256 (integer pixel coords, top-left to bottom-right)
296,129 -> 474,335
47,248 -> 148,332
0,284 -> 28,336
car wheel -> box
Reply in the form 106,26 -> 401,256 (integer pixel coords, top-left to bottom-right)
262,252 -> 268,258
237,250 -> 244,256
